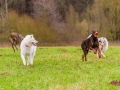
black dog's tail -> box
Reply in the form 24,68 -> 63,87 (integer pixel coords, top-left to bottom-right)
81,40 -> 85,46
81,40 -> 86,50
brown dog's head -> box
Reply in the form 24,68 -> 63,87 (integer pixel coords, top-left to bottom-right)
92,29 -> 98,37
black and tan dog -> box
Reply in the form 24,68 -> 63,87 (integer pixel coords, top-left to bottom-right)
9,32 -> 24,53
81,29 -> 101,62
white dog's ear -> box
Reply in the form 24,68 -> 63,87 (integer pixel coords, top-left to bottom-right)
31,34 -> 33,38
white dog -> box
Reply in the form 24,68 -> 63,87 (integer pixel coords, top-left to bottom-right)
97,37 -> 108,57
20,34 -> 38,65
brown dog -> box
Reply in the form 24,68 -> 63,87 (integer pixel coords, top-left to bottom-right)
81,29 -> 101,62
9,32 -> 24,53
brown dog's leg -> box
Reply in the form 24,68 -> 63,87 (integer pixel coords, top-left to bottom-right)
9,37 -> 16,53
15,45 -> 18,51
12,43 -> 16,53
14,41 -> 18,51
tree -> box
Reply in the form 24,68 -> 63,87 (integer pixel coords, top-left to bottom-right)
0,0 -> 13,28
65,4 -> 79,29
56,0 -> 94,20
103,0 -> 120,41
32,0 -> 64,30
33,0 -> 59,19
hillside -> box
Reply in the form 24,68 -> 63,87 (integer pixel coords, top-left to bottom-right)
0,0 -> 120,45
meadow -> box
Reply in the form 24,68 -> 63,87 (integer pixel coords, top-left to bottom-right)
0,46 -> 120,90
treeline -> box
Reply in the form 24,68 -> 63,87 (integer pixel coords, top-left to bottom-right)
0,0 -> 120,46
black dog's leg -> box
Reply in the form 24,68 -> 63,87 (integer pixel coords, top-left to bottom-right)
84,48 -> 88,61
82,48 -> 88,62
81,43 -> 88,62
81,43 -> 85,62
82,54 -> 84,62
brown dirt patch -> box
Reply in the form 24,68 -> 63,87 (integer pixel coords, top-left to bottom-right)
110,80 -> 120,86
0,72 -> 10,76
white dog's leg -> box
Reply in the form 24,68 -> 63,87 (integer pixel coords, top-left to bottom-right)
30,47 -> 36,65
27,56 -> 34,65
97,52 -> 99,58
97,51 -> 100,58
21,54 -> 26,65
30,56 -> 34,65
101,52 -> 105,57
27,56 -> 30,66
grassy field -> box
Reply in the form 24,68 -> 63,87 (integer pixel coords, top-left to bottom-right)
0,46 -> 120,90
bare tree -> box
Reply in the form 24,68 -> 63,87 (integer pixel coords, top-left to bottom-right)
0,0 -> 14,27
32,0 -> 65,29
33,0 -> 58,19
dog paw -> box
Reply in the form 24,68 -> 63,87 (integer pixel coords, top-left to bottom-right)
27,63 -> 29,66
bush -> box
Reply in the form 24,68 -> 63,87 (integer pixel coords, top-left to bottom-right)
2,10 -> 59,44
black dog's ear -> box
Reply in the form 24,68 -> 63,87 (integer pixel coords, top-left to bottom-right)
92,29 -> 98,32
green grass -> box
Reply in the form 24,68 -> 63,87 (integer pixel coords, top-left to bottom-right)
0,46 -> 120,90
